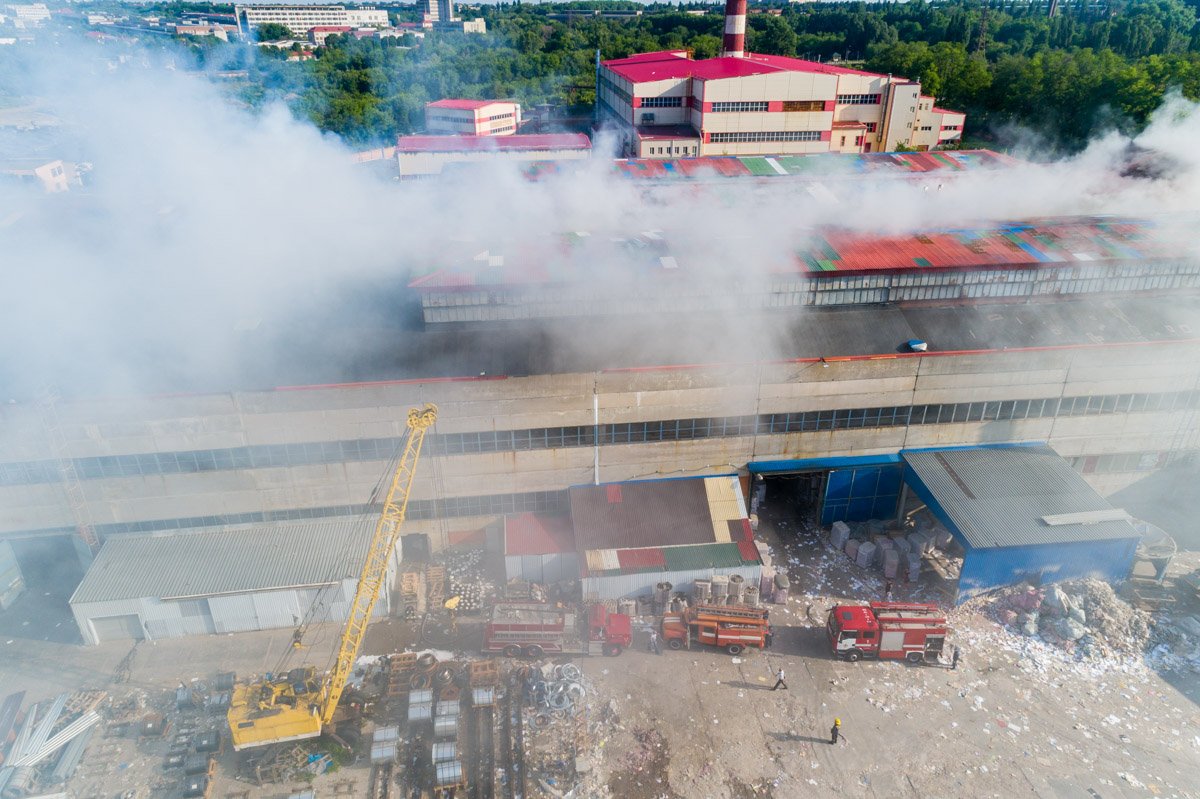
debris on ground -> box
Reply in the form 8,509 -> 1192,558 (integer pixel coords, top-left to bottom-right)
971,579 -> 1153,660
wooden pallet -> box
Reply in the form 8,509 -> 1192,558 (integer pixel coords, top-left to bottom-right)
425,566 -> 446,603
468,660 -> 499,687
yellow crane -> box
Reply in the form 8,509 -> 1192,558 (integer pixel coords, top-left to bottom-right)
227,403 -> 438,750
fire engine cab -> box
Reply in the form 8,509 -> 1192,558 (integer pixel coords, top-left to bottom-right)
826,602 -> 948,663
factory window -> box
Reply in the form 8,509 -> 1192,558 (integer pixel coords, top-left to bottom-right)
840,136 -> 846,146
7,389 -> 1200,488
782,100 -> 824,112
640,96 -> 683,108
865,122 -> 877,133
921,125 -> 933,131
836,94 -> 881,105
711,101 -> 768,113
709,131 -> 820,143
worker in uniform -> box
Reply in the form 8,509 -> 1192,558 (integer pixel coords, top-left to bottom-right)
770,667 -> 787,691
648,629 -> 661,655
830,718 -> 841,745
951,645 -> 960,670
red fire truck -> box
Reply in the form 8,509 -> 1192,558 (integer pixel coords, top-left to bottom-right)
826,602 -> 948,663
483,603 -> 632,657
661,604 -> 772,656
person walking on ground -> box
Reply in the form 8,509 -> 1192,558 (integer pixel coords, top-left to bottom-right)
830,718 -> 841,745
883,580 -> 893,601
648,629 -> 661,655
951,645 -> 960,670
771,667 -> 787,691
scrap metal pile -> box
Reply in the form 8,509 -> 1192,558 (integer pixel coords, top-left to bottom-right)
0,689 -> 106,796
444,548 -> 498,613
982,579 -> 1152,658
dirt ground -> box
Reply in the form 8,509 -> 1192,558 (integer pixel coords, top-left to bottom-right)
2,518 -> 1199,799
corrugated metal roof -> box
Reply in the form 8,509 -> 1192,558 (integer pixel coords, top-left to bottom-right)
503,513 -> 574,556
902,446 -> 1139,550
396,134 -> 590,154
615,547 -> 667,572
662,542 -> 761,571
570,478 -> 720,550
70,520 -> 374,604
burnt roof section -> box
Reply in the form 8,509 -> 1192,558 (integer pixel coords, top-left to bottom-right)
570,479 -> 715,550
902,446 -> 1139,550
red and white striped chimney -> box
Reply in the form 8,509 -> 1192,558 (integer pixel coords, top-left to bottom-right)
721,0 -> 747,58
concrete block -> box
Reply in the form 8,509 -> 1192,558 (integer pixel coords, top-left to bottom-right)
845,539 -> 860,562
855,541 -> 876,569
883,549 -> 900,579
830,521 -> 851,550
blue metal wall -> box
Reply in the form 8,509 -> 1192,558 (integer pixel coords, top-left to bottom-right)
956,537 -> 1138,603
821,465 -> 903,526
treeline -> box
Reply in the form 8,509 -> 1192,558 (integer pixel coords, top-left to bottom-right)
212,0 -> 1200,148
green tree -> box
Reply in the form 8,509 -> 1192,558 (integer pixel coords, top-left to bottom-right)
255,22 -> 293,42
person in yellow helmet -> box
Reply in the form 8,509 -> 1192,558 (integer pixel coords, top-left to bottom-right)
830,718 -> 841,745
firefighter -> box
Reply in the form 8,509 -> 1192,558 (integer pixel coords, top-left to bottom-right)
830,718 -> 841,745
648,629 -> 662,655
951,645 -> 960,670
770,667 -> 787,691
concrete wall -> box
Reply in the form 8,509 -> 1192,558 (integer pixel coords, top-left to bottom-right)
5,341 -> 1199,548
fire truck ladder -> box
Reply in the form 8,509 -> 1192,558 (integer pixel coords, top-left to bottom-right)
37,385 -> 99,554
692,605 -> 767,621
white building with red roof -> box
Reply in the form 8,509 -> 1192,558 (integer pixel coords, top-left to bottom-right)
395,133 -> 590,177
597,27 -> 965,159
424,99 -> 522,137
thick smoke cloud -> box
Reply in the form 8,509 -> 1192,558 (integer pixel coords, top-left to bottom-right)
2,44 -> 1199,400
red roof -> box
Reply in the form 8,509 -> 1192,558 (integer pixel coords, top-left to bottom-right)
504,513 -> 575,556
615,547 -> 667,571
933,107 -> 964,116
396,134 -> 590,153
604,50 -> 895,84
427,98 -> 501,111
831,121 -> 867,128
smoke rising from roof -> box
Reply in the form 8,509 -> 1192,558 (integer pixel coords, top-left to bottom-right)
2,46 -> 1200,400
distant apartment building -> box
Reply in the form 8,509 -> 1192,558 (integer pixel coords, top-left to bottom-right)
172,23 -> 234,40
425,99 -> 521,136
0,159 -> 79,193
234,5 -> 387,37
396,133 -> 591,177
5,3 -> 50,27
598,49 -> 966,158
420,0 -> 485,33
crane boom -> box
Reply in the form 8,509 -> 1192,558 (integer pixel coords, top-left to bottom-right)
227,403 -> 438,750
321,402 -> 437,723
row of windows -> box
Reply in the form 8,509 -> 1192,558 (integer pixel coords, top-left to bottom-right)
1070,451 -> 1173,475
5,390 -> 1200,488
640,96 -> 683,108
711,101 -> 767,113
836,94 -> 881,105
647,145 -> 697,156
21,490 -> 571,540
485,112 -> 514,121
783,100 -> 825,112
710,130 -> 820,143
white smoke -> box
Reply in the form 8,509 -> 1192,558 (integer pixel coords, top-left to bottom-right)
2,44 -> 1199,399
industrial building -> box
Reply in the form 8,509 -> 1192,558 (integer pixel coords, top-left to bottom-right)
571,476 -> 761,600
596,0 -> 964,159
68,520 -> 390,644
395,133 -> 591,177
234,4 -> 387,37
900,446 -> 1140,600
425,99 -> 522,137
503,512 -> 577,585
409,216 -> 1197,324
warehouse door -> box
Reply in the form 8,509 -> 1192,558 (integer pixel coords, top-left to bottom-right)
821,465 -> 903,526
91,614 -> 145,643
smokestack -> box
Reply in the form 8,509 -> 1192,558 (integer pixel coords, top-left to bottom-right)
721,0 -> 747,58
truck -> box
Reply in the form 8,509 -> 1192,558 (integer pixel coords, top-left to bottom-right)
482,602 -> 631,657
826,601 -> 947,663
661,604 -> 772,656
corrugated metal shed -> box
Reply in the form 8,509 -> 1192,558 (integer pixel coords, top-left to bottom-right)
70,520 -> 373,604
570,477 -> 736,550
902,446 -> 1138,550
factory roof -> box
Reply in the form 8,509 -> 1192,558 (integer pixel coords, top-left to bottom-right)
801,217 -> 1180,273
426,98 -> 504,111
570,476 -> 748,552
523,149 -> 1016,183
69,520 -> 371,604
396,133 -> 590,153
504,513 -> 575,556
408,216 -> 1187,290
603,50 -> 884,83
902,446 -> 1140,550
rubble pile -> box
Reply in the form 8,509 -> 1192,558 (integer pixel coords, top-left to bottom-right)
443,548 -> 497,613
985,580 -> 1151,658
